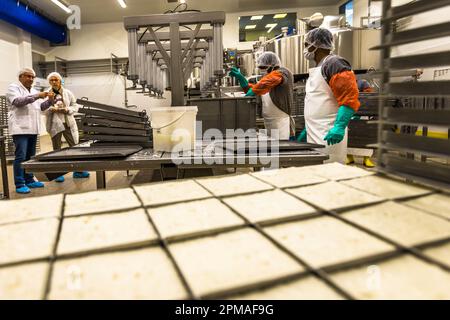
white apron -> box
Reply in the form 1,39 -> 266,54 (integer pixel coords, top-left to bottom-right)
261,92 -> 290,140
304,55 -> 348,164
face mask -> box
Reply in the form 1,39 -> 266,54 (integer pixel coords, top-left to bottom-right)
304,43 -> 318,61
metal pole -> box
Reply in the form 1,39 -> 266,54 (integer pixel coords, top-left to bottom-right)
146,52 -> 153,90
138,42 -> 147,87
170,22 -> 185,106
127,29 -> 139,80
213,23 -> 224,77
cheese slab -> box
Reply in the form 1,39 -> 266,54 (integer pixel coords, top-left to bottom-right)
265,217 -> 394,267
287,181 -> 383,211
331,255 -> 450,299
49,247 -> 187,299
231,276 -> 343,300
343,201 -> 450,246
0,218 -> 59,265
0,262 -> 48,299
304,163 -> 375,181
149,198 -> 244,238
223,189 -> 317,223
170,228 -> 302,297
134,180 -> 211,206
0,194 -> 62,225
65,188 -> 141,216
341,175 -> 431,200
196,174 -> 273,197
404,194 -> 450,220
251,167 -> 328,188
57,209 -> 157,255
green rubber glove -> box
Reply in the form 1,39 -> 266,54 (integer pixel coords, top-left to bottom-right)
297,128 -> 307,142
324,105 -> 355,146
245,88 -> 255,97
229,67 -> 248,89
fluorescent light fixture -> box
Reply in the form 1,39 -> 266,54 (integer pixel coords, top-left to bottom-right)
266,23 -> 277,33
245,25 -> 257,30
117,0 -> 127,8
251,15 -> 264,20
50,0 -> 72,14
274,13 -> 287,19
179,0 -> 186,3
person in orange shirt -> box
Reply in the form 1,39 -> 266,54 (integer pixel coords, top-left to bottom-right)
229,52 -> 295,140
300,27 -> 360,163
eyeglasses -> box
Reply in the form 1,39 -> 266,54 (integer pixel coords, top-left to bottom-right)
21,74 -> 35,79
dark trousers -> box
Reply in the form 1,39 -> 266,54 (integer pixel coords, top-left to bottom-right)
13,134 -> 37,188
51,123 -> 75,150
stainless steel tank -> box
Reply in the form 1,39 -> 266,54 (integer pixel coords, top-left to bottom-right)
240,53 -> 256,77
274,35 -> 310,74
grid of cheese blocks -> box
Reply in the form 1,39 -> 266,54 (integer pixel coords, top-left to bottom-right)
0,162 -> 449,300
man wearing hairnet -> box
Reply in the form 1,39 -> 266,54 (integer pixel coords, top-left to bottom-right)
229,52 -> 295,140
299,28 -> 360,163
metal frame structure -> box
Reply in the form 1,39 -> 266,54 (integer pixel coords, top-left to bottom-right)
124,11 -> 226,106
374,0 -> 450,189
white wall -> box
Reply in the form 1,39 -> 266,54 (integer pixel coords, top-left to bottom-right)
0,21 -> 22,93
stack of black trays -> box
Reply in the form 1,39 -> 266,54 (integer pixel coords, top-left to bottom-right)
77,99 -> 152,148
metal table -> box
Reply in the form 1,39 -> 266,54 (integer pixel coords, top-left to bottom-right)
22,141 -> 328,189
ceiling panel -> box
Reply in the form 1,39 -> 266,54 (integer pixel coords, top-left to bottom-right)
23,0 -> 340,25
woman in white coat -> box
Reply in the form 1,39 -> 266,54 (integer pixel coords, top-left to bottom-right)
40,72 -> 90,182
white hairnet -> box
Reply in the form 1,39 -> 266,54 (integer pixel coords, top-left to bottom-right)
256,51 -> 281,68
305,28 -> 334,50
47,72 -> 63,82
17,68 -> 36,78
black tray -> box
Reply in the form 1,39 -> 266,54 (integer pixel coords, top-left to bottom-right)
34,146 -> 143,161
223,140 -> 325,153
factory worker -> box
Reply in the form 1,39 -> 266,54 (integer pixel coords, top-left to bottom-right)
229,51 -> 295,140
299,27 -> 360,164
40,72 -> 90,182
6,68 -> 49,194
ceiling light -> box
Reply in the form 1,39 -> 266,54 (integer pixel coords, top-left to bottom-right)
245,25 -> 257,30
251,16 -> 264,20
266,23 -> 277,33
50,0 -> 72,14
274,13 -> 287,19
117,0 -> 127,8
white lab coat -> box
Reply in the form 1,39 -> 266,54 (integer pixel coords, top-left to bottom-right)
6,82 -> 43,135
261,93 -> 290,140
43,87 -> 80,144
304,55 -> 348,164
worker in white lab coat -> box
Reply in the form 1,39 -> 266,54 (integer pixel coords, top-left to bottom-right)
6,68 -> 49,194
298,28 -> 361,164
40,72 -> 90,182
229,52 -> 295,140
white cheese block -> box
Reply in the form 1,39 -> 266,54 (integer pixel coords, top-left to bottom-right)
134,180 -> 211,206
223,189 -> 317,223
57,209 -> 157,255
170,228 -> 303,297
343,201 -> 450,246
231,276 -> 343,300
149,198 -> 244,238
304,163 -> 375,181
423,243 -> 450,266
196,174 -> 273,197
404,194 -> 450,220
287,181 -> 383,211
265,217 -> 394,267
65,188 -> 141,216
251,167 -> 328,188
49,247 -> 187,299
0,218 -> 59,265
0,262 -> 48,299
0,194 -> 62,225
342,175 -> 431,200
331,255 -> 450,299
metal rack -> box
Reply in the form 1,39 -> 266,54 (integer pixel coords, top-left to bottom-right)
374,0 -> 450,189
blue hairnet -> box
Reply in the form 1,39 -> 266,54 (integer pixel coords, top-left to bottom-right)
305,28 -> 334,50
256,51 -> 281,68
